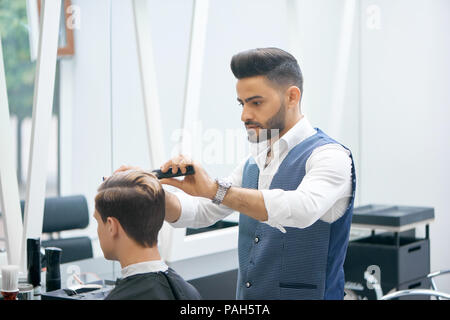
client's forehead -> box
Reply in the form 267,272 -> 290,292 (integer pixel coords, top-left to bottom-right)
93,209 -> 100,219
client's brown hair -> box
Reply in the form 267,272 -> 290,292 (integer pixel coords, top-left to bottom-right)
95,170 -> 165,247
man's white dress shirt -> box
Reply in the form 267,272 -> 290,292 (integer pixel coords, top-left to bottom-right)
170,116 -> 353,233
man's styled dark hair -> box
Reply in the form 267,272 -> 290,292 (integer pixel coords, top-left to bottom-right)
95,170 -> 165,248
230,47 -> 303,93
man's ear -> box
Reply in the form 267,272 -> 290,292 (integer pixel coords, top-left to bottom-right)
106,217 -> 120,238
285,86 -> 301,109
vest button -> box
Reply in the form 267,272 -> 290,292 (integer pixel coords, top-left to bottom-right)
254,237 -> 259,243
245,282 -> 251,288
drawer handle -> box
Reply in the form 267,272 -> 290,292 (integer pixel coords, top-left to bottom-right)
408,246 -> 421,253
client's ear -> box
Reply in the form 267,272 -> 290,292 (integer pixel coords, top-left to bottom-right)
106,217 -> 120,237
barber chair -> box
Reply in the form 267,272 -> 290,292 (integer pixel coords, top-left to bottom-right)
19,195 -> 93,264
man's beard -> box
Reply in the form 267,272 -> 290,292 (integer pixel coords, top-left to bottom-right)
246,101 -> 286,143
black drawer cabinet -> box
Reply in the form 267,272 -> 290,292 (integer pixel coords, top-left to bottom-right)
345,233 -> 430,284
344,232 -> 430,299
344,204 -> 434,300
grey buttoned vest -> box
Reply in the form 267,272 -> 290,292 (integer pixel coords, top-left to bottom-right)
237,128 -> 356,300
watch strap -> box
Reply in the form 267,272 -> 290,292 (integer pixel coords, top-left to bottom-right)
212,179 -> 231,205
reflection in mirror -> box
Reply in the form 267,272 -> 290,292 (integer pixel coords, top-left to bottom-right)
37,0 -> 75,57
0,0 -> 61,199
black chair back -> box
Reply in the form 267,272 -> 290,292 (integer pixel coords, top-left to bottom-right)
19,195 -> 93,264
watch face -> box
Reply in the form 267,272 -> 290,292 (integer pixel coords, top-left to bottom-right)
218,179 -> 231,187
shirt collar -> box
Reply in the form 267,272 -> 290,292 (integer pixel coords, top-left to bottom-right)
120,260 -> 169,279
249,116 -> 317,162
280,115 -> 316,151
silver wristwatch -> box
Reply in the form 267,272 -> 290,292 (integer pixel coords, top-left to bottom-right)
212,178 -> 232,205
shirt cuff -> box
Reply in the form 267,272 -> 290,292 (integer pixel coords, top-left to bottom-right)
260,189 -> 287,233
169,192 -> 198,228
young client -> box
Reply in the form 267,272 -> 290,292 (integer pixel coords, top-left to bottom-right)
94,170 -> 201,300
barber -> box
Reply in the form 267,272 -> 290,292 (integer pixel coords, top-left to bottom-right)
117,47 -> 356,300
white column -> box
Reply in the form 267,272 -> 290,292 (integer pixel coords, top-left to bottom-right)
0,35 -> 24,266
20,0 -> 62,270
132,0 -> 165,168
132,0 -> 174,260
180,0 -> 209,156
170,0 -> 211,262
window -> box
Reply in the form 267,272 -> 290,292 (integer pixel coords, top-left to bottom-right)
0,0 -> 61,250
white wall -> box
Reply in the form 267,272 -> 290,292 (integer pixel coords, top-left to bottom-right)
59,0 -> 449,290
360,0 -> 450,291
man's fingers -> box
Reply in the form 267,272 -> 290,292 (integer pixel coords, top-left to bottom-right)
161,154 -> 192,174
160,160 -> 172,173
179,158 -> 188,174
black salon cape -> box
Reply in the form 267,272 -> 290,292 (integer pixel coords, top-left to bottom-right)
105,267 -> 202,300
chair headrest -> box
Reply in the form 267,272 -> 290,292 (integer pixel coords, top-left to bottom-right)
19,195 -> 90,233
